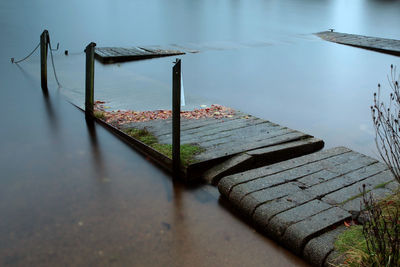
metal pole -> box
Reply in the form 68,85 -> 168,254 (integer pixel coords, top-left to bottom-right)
172,59 -> 181,178
40,30 -> 49,93
85,42 -> 96,117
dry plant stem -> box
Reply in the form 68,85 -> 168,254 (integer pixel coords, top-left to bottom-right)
371,65 -> 400,183
362,186 -> 400,267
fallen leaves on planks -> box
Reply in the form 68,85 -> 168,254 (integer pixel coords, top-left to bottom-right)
94,101 -> 236,125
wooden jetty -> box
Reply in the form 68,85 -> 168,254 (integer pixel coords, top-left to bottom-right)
316,31 -> 400,56
218,147 -> 399,266
117,111 -> 324,182
89,103 -> 399,266
94,46 -> 185,64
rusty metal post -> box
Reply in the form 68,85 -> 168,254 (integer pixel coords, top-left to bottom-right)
40,30 -> 49,93
85,42 -> 96,117
172,59 -> 181,178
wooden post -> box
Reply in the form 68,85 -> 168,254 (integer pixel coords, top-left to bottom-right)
172,59 -> 181,178
40,30 -> 49,93
85,42 -> 96,117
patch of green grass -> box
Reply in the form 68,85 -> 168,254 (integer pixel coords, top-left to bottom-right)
124,128 -> 158,144
335,225 -> 367,254
123,128 -> 203,166
335,191 -> 400,266
94,110 -> 106,120
335,226 -> 369,267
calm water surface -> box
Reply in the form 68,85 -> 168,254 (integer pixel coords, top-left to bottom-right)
1,0 -> 400,266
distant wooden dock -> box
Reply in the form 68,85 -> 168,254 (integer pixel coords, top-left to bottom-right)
316,31 -> 400,56
118,112 -> 324,182
94,46 -> 185,63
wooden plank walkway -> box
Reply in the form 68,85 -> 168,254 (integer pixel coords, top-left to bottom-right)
218,147 -> 400,266
315,31 -> 400,56
118,112 -> 324,182
94,46 -> 185,63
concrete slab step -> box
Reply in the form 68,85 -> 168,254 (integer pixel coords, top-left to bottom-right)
217,147 -> 399,265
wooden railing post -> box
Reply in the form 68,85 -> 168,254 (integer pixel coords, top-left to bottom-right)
85,42 -> 96,117
40,30 -> 49,93
172,59 -> 181,178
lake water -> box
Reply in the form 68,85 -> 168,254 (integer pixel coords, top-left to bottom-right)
1,0 -> 400,266
7,0 -> 400,157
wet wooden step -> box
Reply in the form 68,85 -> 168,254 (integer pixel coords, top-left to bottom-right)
95,46 -> 185,63
120,111 -> 324,181
217,147 -> 399,266
315,31 -> 400,56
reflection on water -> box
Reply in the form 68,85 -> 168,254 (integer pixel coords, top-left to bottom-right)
6,0 -> 399,158
0,57 -> 308,267
1,0 -> 400,266
0,88 -> 308,266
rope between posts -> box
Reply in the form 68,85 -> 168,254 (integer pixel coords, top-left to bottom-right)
11,36 -> 63,89
48,41 -> 61,88
11,43 -> 40,64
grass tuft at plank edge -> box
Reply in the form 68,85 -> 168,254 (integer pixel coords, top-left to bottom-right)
334,190 -> 400,267
94,110 -> 106,120
123,128 -> 204,166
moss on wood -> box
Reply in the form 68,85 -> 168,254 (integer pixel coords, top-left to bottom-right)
123,128 -> 204,166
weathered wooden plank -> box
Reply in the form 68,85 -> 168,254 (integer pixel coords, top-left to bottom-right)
190,124 -> 283,148
157,117 -> 263,143
341,188 -> 394,212
139,47 -> 184,55
240,182 -> 303,216
316,31 -> 400,56
322,169 -> 393,206
305,161 -> 386,199
119,118 -> 172,131
218,147 -> 351,198
227,151 -> 369,204
181,116 -> 262,136
95,46 -> 185,64
124,112 -> 248,138
282,207 -> 351,255
252,190 -> 316,228
180,121 -> 278,145
203,138 -> 323,185
154,113 -> 247,138
267,200 -> 332,240
170,44 -> 200,53
173,115 -> 260,136
195,131 -> 309,162
296,156 -> 381,189
198,125 -> 291,148
203,153 -> 253,184
198,129 -> 305,154
120,116 -> 234,138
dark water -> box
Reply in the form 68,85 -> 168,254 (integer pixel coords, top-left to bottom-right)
0,67 -> 308,266
1,0 -> 400,266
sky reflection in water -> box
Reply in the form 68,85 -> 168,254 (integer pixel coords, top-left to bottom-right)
1,0 -> 400,266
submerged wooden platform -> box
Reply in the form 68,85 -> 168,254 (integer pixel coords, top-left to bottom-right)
119,112 -> 324,182
218,147 -> 399,266
94,46 -> 185,63
316,31 -> 400,56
